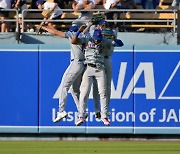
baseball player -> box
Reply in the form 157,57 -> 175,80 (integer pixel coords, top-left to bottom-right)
83,18 -> 108,118
83,17 -> 124,119
82,14 -> 108,118
72,25 -> 120,126
93,28 -> 124,118
42,24 -> 86,123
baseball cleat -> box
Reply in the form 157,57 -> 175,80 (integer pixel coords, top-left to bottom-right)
84,113 -> 88,120
53,111 -> 68,123
76,117 -> 84,126
95,111 -> 101,119
101,118 -> 110,126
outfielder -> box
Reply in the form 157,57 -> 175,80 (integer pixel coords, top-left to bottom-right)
42,24 -> 85,123
72,25 -> 122,126
93,28 -> 124,117
83,15 -> 124,118
82,14 -> 108,118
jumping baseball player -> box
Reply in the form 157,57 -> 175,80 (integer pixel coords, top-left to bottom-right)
83,17 -> 124,119
42,24 -> 86,123
72,25 -> 121,126
82,14 -> 108,118
93,28 -> 124,117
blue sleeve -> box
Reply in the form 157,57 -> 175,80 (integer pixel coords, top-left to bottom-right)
114,39 -> 124,47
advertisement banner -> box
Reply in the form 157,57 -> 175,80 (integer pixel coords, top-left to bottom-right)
38,45 -> 133,133
134,45 -> 180,134
0,44 -> 179,134
39,45 -> 180,134
0,45 -> 39,133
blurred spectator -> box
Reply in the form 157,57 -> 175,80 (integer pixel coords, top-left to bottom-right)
104,0 -> 137,31
55,0 -> 65,9
0,0 -> 11,32
31,0 -> 44,9
72,0 -> 78,9
120,0 -> 137,9
104,0 -> 122,29
171,0 -> 180,7
43,0 -> 63,27
63,0 -> 74,9
55,0 -> 74,9
11,0 -> 28,32
134,0 -> 142,5
96,0 -> 104,4
141,0 -> 158,9
72,0 -> 96,26
103,0 -> 121,10
95,0 -> 105,8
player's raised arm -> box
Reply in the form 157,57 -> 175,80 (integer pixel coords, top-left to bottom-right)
42,25 -> 65,38
71,25 -> 87,45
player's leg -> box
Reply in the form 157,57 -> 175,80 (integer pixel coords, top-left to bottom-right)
104,58 -> 112,106
76,67 -> 93,126
95,69 -> 110,126
92,79 -> 101,118
70,65 -> 85,112
54,61 -> 84,122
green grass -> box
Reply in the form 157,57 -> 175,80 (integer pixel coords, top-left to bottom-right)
0,140 -> 180,154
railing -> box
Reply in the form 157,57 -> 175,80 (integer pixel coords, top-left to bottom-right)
0,8 -> 178,33
21,8 -> 178,33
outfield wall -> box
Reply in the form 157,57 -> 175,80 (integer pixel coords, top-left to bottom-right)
0,44 -> 180,134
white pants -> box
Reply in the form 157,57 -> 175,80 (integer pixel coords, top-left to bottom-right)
58,59 -> 85,112
93,57 -> 112,111
79,65 -> 108,118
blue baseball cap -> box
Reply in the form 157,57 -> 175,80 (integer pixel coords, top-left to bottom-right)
93,29 -> 103,41
69,25 -> 79,32
99,20 -> 108,26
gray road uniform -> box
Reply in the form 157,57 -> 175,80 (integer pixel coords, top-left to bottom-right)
93,42 -> 114,110
86,24 -> 113,114
93,29 -> 118,111
78,37 -> 112,119
55,31 -> 85,114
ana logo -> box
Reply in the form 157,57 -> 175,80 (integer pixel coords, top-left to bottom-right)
53,61 -> 180,100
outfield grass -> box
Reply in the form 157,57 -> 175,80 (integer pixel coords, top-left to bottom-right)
0,140 -> 180,154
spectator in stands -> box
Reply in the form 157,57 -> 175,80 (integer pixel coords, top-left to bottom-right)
134,0 -> 142,5
104,0 -> 137,31
64,0 -> 75,9
171,0 -> 180,7
0,0 -> 11,32
42,0 -> 63,27
95,0 -> 105,8
56,0 -> 74,9
72,0 -> 96,26
120,0 -> 137,9
141,0 -> 158,9
11,0 -> 28,32
103,0 -> 122,30
31,0 -> 44,9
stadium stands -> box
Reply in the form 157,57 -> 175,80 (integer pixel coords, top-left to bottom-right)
0,0 -> 179,33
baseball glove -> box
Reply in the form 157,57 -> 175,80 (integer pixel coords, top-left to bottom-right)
91,13 -> 104,25
101,28 -> 116,40
41,10 -> 52,18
